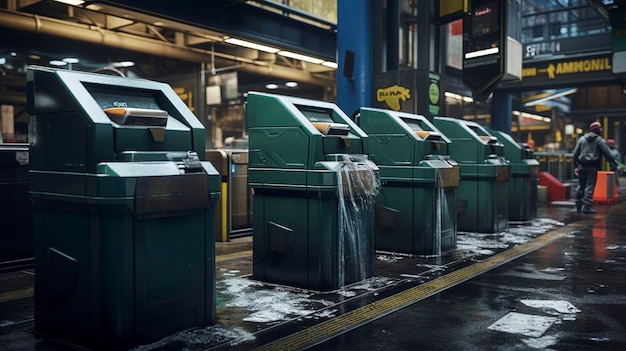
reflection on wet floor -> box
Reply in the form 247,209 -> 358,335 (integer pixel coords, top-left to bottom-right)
308,202 -> 626,351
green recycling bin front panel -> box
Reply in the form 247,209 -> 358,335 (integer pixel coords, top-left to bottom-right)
32,163 -> 219,350
33,198 -> 212,349
374,180 -> 457,255
508,165 -> 539,221
488,128 -> 539,222
433,117 -> 510,233
456,162 -> 510,233
27,66 -> 219,351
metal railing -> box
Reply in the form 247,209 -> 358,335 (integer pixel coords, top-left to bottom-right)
534,151 -> 575,182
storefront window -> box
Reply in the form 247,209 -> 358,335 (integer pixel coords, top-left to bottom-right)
384,0 -> 419,71
521,1 -> 609,46
446,19 -> 463,70
399,0 -> 419,69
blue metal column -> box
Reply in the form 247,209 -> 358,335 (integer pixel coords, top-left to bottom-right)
337,0 -> 373,117
491,90 -> 512,133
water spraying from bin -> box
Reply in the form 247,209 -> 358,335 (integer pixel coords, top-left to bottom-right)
332,154 -> 380,287
434,186 -> 443,257
434,169 -> 455,258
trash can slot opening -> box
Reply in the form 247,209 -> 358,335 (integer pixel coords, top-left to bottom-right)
104,107 -> 168,127
415,130 -> 442,141
400,117 -> 423,131
295,105 -> 334,123
479,135 -> 498,144
312,122 -> 350,136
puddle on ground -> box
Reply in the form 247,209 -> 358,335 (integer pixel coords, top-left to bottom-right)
132,325 -> 256,351
376,254 -> 405,263
520,299 -> 581,314
455,218 -> 564,258
218,277 -> 328,323
521,334 -> 558,349
488,312 -> 558,337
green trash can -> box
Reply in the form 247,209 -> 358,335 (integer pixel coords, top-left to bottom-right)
247,92 -> 379,291
358,108 -> 460,256
433,117 -> 510,233
0,143 -> 32,267
487,129 -> 539,222
205,148 -> 252,242
27,66 -> 219,351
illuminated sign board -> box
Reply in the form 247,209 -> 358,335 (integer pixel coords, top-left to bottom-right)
524,35 -> 610,59
498,54 -> 614,90
439,0 -> 468,22
522,56 -> 612,80
462,0 -> 504,95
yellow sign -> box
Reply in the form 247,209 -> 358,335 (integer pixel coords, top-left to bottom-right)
439,0 -> 468,19
376,85 -> 411,111
522,57 -> 612,79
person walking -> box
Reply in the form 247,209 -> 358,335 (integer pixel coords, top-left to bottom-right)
606,139 -> 621,188
572,121 -> 617,214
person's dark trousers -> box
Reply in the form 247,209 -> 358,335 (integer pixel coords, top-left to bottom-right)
576,166 -> 598,212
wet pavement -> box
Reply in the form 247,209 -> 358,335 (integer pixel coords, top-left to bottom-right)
1,190 -> 626,350
310,212 -> 626,350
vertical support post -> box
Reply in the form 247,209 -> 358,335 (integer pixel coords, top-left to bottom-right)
337,0 -> 373,117
491,90 -> 512,132
198,62 -> 212,149
386,0 -> 400,72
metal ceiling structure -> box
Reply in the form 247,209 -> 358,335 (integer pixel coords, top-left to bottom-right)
0,0 -> 338,107
2,0 -> 625,133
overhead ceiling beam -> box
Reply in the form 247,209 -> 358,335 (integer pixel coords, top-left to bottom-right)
585,0 -> 610,22
0,8 -> 332,86
97,0 -> 336,60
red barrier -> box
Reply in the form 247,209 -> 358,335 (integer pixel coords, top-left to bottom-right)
539,172 -> 570,202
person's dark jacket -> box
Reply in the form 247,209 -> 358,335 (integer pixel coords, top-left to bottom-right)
572,131 -> 616,169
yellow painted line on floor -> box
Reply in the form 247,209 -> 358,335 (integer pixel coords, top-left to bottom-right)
216,250 -> 253,263
253,219 -> 596,351
0,287 -> 34,303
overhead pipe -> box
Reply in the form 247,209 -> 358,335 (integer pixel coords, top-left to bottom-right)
0,93 -> 27,105
0,9 -> 208,62
0,9 -> 331,86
